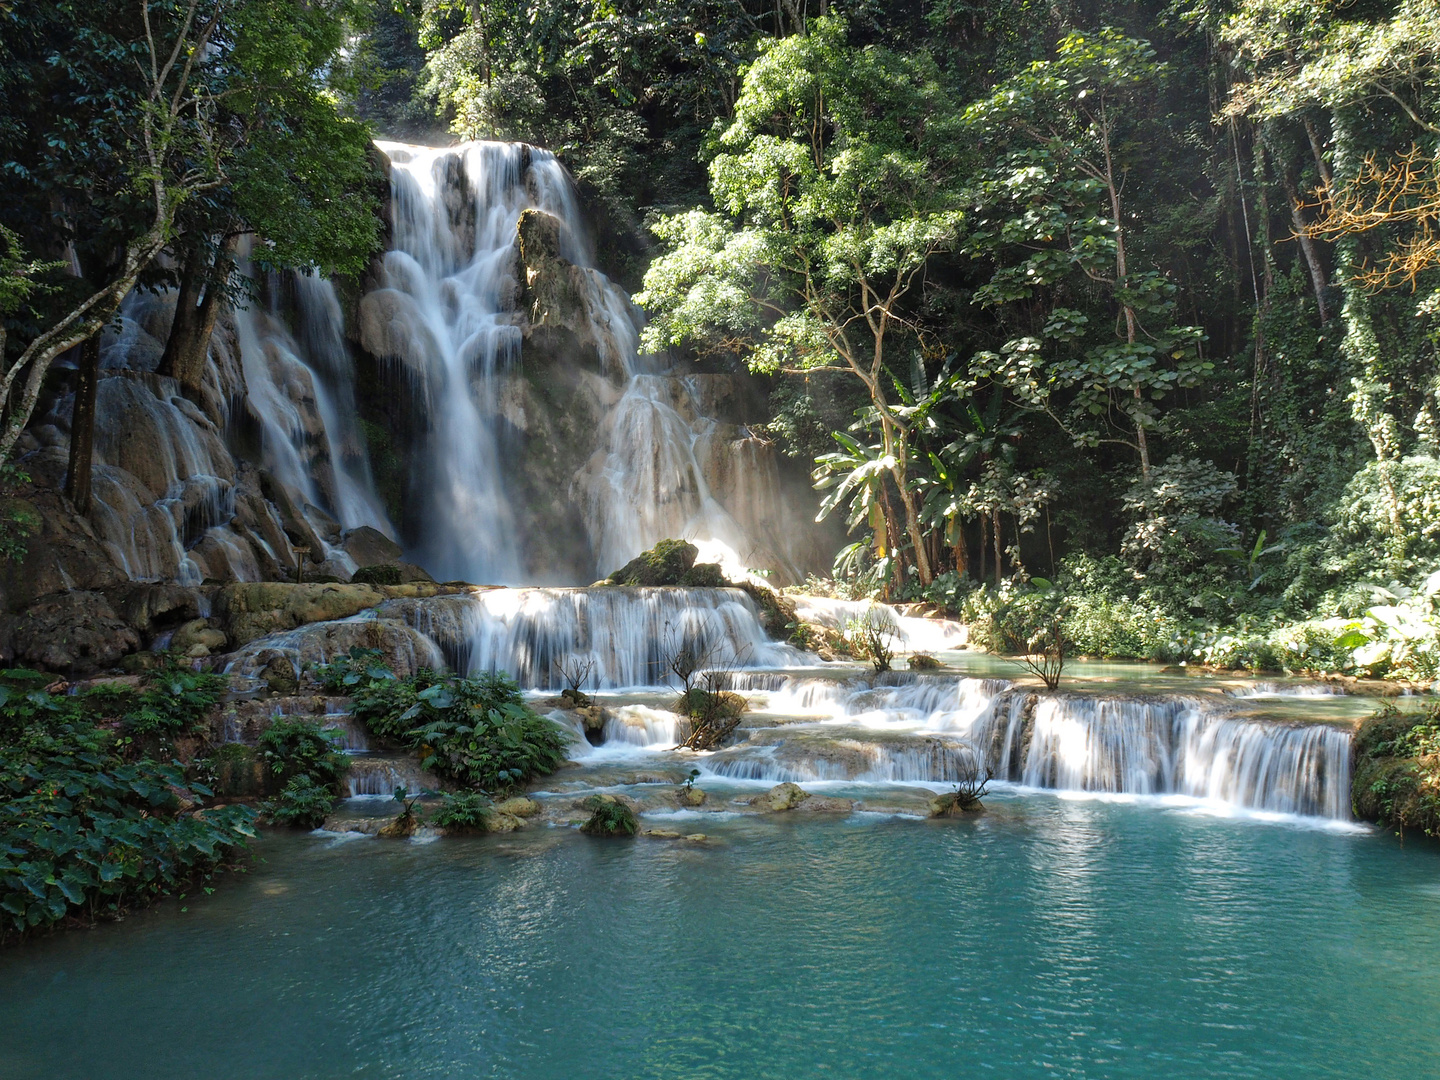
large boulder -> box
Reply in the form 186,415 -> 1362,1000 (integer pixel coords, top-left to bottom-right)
606,538 -> 699,586
216,582 -> 385,646
2,590 -> 140,674
748,782 -> 811,813
342,526 -> 404,568
227,616 -> 444,683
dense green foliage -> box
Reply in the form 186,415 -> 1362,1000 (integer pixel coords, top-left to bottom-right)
430,790 -> 496,831
1353,702 -> 1440,835
358,0 -> 1440,674
255,718 -> 350,828
315,649 -> 570,791
0,670 -> 255,941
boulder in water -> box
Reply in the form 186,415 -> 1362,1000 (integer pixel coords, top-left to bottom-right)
494,796 -> 541,819
748,782 -> 811,812
674,786 -> 708,807
606,538 -> 699,586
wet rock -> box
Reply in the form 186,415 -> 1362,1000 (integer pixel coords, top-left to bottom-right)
481,811 -> 525,833
674,786 -> 708,807
342,526 -> 403,568
3,590 -> 140,674
227,617 -> 444,683
494,796 -> 541,819
171,618 -> 227,654
215,582 -> 384,646
908,654 -> 942,671
110,583 -> 203,634
748,782 -> 811,812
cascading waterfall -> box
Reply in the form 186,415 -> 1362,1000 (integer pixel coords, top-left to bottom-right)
232,266 -> 395,563
371,141 -> 578,582
386,586 -> 812,689
368,139 -> 805,583
575,668 -> 1352,820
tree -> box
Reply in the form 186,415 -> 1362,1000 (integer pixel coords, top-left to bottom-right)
962,28 -> 1209,479
637,18 -> 965,584
0,0 -> 383,459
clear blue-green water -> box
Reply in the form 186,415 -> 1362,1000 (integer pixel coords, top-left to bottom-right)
3,794 -> 1439,1080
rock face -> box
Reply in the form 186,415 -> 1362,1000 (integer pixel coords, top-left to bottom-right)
343,526 -> 404,568
1,590 -> 141,674
215,582 -> 385,646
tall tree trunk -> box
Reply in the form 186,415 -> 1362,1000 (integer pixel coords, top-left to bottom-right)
63,335 -> 101,514
978,514 -> 988,584
1280,168 -> 1330,323
160,236 -> 231,399
1102,111 -> 1149,478
992,509 -> 1003,586
950,519 -> 968,579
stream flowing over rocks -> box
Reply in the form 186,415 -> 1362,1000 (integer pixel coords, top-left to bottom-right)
1,139 -> 1360,830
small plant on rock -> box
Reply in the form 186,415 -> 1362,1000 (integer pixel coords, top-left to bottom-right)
554,655 -> 596,706
846,607 -> 899,672
432,790 -> 495,831
931,763 -> 994,816
378,787 -> 424,838
579,794 -> 638,836
262,773 -> 337,829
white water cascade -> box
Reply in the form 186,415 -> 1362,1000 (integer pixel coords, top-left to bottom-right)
629,671 -> 1354,820
384,586 -> 812,689
232,268 -> 395,553
366,140 -> 808,584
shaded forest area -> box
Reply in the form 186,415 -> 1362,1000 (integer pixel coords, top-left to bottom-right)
3,0 -> 1439,679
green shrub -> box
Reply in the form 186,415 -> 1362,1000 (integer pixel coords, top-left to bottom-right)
257,717 -> 349,789
431,790 -> 495,830
0,673 -> 255,941
261,773 -> 337,829
348,667 -> 570,792
579,794 -> 638,836
313,646 -> 393,692
125,663 -> 226,736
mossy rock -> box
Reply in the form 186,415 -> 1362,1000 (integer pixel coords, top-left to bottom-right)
1352,703 -> 1440,834
351,564 -> 403,586
679,562 -> 728,587
735,580 -> 796,639
606,539 -> 698,586
909,654 -> 942,671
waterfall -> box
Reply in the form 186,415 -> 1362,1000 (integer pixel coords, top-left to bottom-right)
231,265 -> 394,560
384,586 -> 813,689
367,140 -> 810,584
571,668 -> 1353,819
789,595 -> 969,652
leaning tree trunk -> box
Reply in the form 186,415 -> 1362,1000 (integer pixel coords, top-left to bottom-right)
63,335 -> 101,513
160,237 -> 232,399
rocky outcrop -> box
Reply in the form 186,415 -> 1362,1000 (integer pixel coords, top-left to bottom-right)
1,590 -> 141,674
343,526 -> 404,568
748,781 -> 854,814
215,582 -> 386,646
